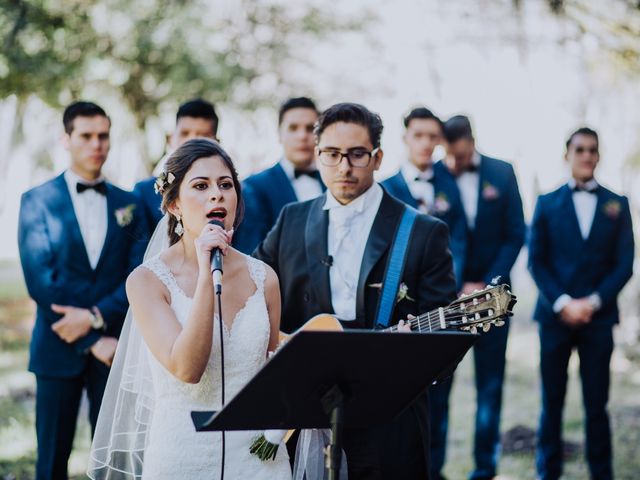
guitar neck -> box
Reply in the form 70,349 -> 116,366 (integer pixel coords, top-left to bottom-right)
382,306 -> 449,333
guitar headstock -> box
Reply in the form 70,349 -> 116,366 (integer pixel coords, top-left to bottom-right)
446,284 -> 517,333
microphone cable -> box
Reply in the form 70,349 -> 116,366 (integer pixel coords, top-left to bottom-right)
217,285 -> 226,480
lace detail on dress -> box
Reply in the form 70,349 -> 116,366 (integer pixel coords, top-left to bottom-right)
136,254 -> 290,479
247,255 -> 267,293
142,256 -> 186,300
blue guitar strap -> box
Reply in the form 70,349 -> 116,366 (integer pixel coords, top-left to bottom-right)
374,206 -> 419,328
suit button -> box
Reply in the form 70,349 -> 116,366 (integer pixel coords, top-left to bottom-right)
303,292 -> 310,302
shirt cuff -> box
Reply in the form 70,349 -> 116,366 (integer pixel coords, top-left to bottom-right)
588,293 -> 602,311
552,294 -> 572,314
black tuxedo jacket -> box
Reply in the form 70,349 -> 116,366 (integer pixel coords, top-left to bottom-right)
254,188 -> 457,479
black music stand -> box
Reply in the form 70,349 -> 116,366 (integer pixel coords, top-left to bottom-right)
192,330 -> 477,480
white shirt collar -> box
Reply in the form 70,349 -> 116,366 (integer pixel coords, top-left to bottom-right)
472,151 -> 481,167
64,169 -> 106,189
568,177 -> 599,192
323,182 -> 383,214
402,162 -> 433,183
279,157 -> 318,181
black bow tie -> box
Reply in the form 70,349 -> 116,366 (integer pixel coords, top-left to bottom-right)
294,169 -> 321,180
77,181 -> 107,195
465,164 -> 479,173
414,175 -> 434,183
572,183 -> 597,193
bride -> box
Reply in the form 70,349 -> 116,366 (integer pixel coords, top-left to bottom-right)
88,138 -> 292,479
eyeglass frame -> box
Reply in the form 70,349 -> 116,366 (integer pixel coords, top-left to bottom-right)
316,147 -> 380,168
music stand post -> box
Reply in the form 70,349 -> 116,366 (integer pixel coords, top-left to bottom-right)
191,330 -> 477,479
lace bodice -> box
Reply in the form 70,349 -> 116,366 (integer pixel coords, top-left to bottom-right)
138,254 -> 290,479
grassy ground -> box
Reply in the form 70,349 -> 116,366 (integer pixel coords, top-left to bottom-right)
1,262 -> 639,479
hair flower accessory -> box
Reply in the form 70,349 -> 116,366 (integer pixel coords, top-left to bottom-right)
154,171 -> 175,194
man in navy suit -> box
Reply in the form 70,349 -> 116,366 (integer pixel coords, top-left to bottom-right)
233,97 -> 325,253
529,127 -> 634,480
18,102 -> 148,480
133,98 -> 219,231
382,107 -> 467,286
429,115 -> 526,480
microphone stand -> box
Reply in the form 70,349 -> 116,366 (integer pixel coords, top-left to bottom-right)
217,286 -> 226,480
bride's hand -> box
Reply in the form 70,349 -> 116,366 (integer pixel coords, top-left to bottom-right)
194,223 -> 234,273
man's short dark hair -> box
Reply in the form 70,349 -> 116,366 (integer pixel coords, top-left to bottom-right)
177,99 -> 219,134
566,127 -> 598,150
63,101 -> 109,134
443,115 -> 474,144
314,103 -> 384,149
403,107 -> 443,130
278,97 -> 318,126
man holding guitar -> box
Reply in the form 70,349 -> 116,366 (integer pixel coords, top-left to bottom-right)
254,102 -> 459,480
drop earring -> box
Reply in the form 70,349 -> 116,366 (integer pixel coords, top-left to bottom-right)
174,215 -> 184,236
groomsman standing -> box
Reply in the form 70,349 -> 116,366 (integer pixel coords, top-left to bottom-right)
233,97 -> 324,253
382,107 -> 467,286
529,127 -> 634,480
133,98 -> 219,231
430,115 -> 526,480
18,102 -> 148,479
255,102 -> 457,479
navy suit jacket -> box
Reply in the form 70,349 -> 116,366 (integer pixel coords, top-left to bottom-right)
437,156 -> 526,287
234,163 -> 324,254
382,169 -> 467,288
529,184 -> 634,325
133,176 -> 163,234
18,174 -> 149,377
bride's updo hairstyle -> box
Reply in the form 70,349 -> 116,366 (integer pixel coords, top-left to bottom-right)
156,138 -> 244,246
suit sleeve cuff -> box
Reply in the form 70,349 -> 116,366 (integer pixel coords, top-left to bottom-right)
552,294 -> 572,314
588,293 -> 602,311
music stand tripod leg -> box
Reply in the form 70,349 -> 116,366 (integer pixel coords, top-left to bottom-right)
321,385 -> 345,480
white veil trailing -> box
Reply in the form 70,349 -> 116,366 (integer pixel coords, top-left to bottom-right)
88,215 -> 170,479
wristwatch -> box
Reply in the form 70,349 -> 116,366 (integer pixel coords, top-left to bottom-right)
89,307 -> 105,330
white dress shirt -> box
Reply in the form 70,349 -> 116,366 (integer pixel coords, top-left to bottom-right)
552,177 -> 601,314
456,151 -> 482,229
324,183 -> 384,321
401,163 -> 434,214
64,170 -> 108,269
280,158 -> 323,202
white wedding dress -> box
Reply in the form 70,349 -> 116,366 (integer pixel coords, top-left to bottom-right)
140,254 -> 291,479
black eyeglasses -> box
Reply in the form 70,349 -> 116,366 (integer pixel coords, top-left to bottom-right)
317,148 -> 379,168
574,146 -> 598,155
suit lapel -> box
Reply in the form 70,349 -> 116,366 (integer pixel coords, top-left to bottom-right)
304,195 -> 333,313
51,174 -> 93,272
271,163 -> 298,206
584,187 -> 608,245
356,192 -> 404,322
561,185 -> 587,245
94,185 -> 118,272
393,173 -> 419,209
474,155 -> 490,229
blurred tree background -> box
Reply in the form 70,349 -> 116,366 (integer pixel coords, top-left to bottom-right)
1,1 -> 640,478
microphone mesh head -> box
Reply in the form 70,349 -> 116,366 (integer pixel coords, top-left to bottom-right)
208,219 -> 225,229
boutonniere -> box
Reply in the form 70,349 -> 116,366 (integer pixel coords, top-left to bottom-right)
603,199 -> 621,219
433,193 -> 451,214
368,282 -> 415,304
482,181 -> 500,200
115,204 -> 136,227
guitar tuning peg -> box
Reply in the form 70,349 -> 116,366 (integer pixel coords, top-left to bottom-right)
494,319 -> 505,327
470,326 -> 478,334
482,323 -> 491,333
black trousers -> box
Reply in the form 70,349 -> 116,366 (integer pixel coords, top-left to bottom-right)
35,356 -> 109,480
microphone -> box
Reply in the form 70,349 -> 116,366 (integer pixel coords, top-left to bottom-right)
208,219 -> 225,294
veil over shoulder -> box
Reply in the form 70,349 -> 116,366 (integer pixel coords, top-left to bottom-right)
88,215 -> 169,479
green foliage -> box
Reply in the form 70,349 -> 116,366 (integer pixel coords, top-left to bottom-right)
0,0 -> 366,136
